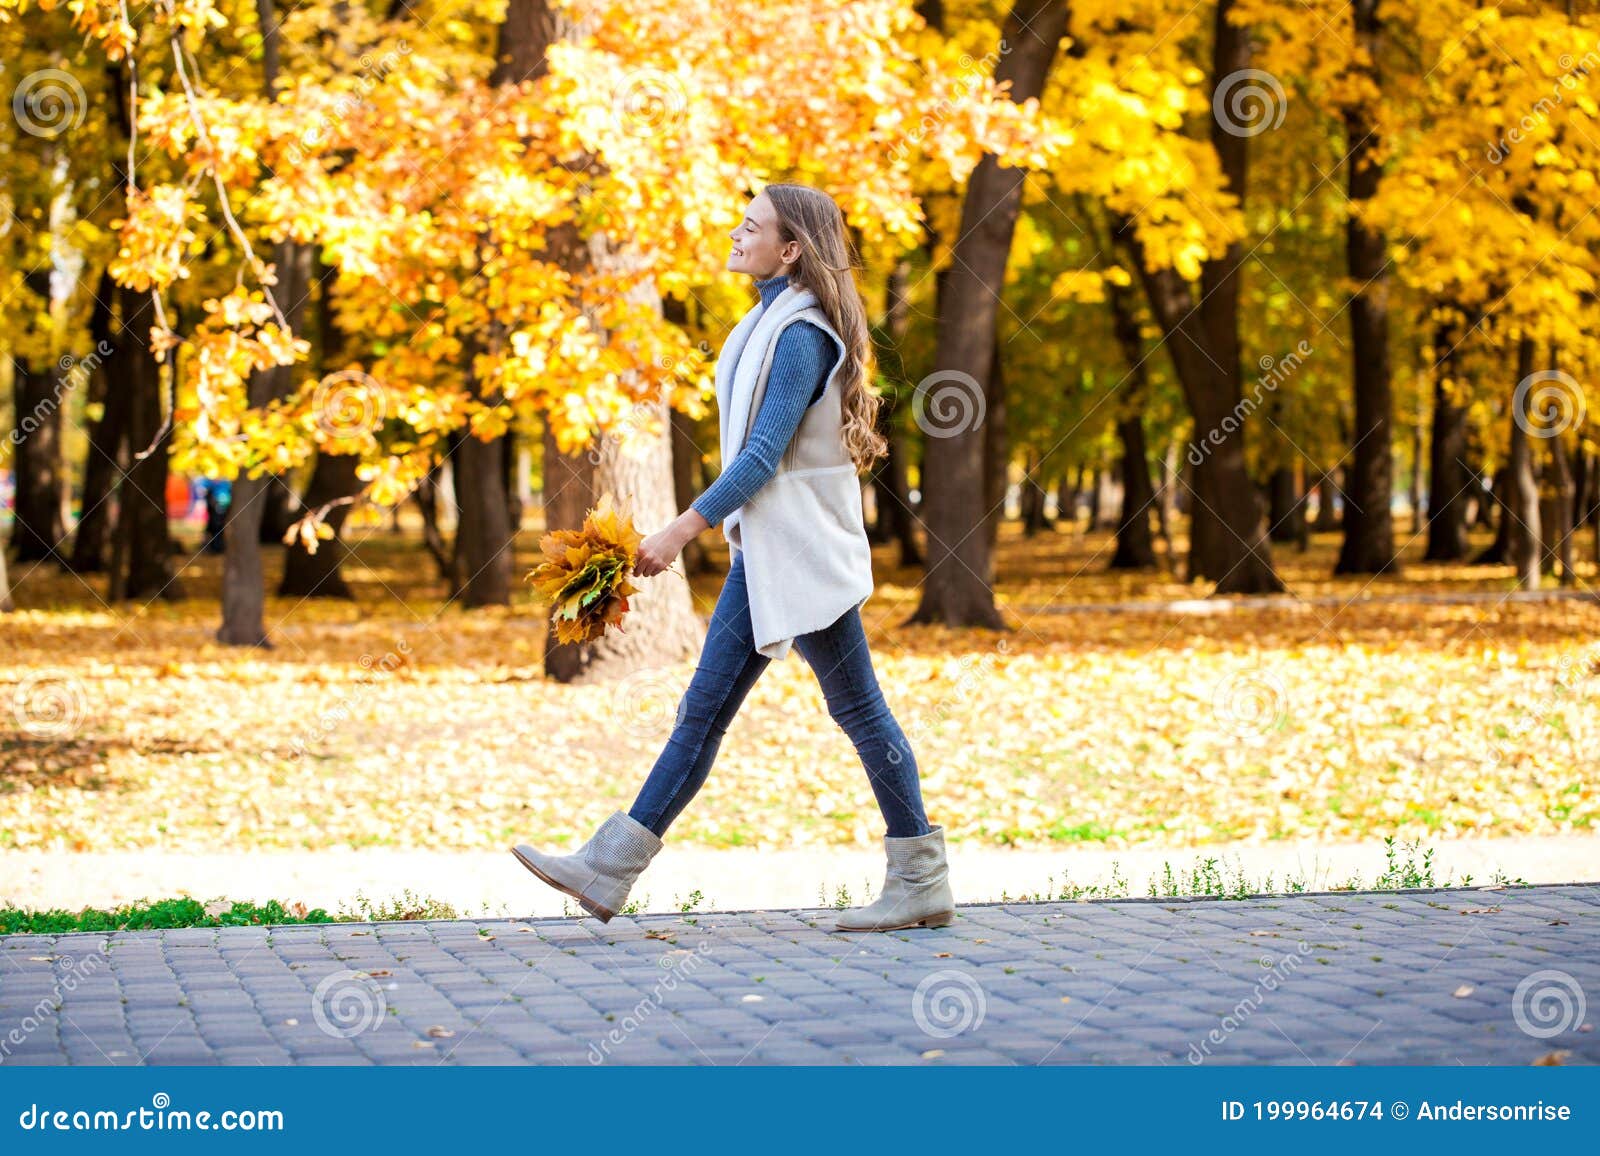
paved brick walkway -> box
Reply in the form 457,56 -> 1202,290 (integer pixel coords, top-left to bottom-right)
2,885 -> 1595,1066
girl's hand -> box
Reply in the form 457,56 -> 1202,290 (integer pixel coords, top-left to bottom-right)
635,526 -> 684,577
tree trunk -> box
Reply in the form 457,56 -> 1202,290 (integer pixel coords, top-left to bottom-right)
414,457 -> 454,581
868,262 -> 922,565
1105,277 -> 1156,567
1546,430 -> 1575,585
982,335 -> 1009,553
9,354 -> 68,563
108,282 -> 182,602
1425,318 -> 1471,561
1020,449 -> 1054,537
0,541 -> 11,612
1056,470 -> 1078,531
499,0 -> 701,680
908,0 -> 1068,630
215,241 -> 310,642
662,295 -> 709,577
1335,0 -> 1398,576
1267,467 -> 1301,543
67,273 -> 121,574
1506,338 -> 1541,587
1111,5 -> 1281,593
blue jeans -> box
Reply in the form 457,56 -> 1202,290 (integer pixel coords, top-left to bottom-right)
628,549 -> 931,840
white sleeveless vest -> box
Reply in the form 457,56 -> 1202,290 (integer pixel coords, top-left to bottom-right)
711,282 -> 876,661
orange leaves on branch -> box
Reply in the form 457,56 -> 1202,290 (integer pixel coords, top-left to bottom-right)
527,492 -> 645,645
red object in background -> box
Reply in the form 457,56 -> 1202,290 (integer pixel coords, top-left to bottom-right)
166,473 -> 195,520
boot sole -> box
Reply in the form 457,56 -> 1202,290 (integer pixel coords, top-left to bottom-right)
836,910 -> 956,932
510,847 -> 615,922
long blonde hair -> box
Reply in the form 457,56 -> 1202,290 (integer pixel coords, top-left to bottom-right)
762,183 -> 888,472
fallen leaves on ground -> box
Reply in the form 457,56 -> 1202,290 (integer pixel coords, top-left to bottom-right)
1,523 -> 1595,854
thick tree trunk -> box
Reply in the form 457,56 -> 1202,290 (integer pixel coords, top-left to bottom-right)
1111,4 -> 1281,593
1056,470 -> 1078,530
499,0 -> 700,680
279,452 -> 362,598
1546,430 -> 1575,585
218,1 -> 306,642
107,282 -> 182,602
1335,0 -> 1398,576
216,241 -> 311,642
450,394 -> 515,608
908,0 -> 1068,630
1506,339 -> 1541,587
9,355 -> 68,563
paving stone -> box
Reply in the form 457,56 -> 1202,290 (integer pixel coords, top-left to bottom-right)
5,885 -> 1598,1065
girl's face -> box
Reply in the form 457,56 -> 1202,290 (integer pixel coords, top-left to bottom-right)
727,193 -> 799,279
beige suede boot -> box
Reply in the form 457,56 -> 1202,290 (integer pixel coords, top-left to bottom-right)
835,823 -> 956,932
511,810 -> 664,922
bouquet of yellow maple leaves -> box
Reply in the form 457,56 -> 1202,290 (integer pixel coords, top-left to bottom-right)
527,493 -> 645,645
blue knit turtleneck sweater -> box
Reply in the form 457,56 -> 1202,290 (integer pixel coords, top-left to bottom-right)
690,273 -> 835,527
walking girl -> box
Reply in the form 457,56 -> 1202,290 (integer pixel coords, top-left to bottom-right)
513,183 -> 954,932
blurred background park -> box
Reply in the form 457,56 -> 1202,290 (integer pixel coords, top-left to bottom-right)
1,0 -> 1597,921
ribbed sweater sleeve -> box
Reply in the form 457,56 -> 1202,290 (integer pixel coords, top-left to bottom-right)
691,318 -> 834,527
